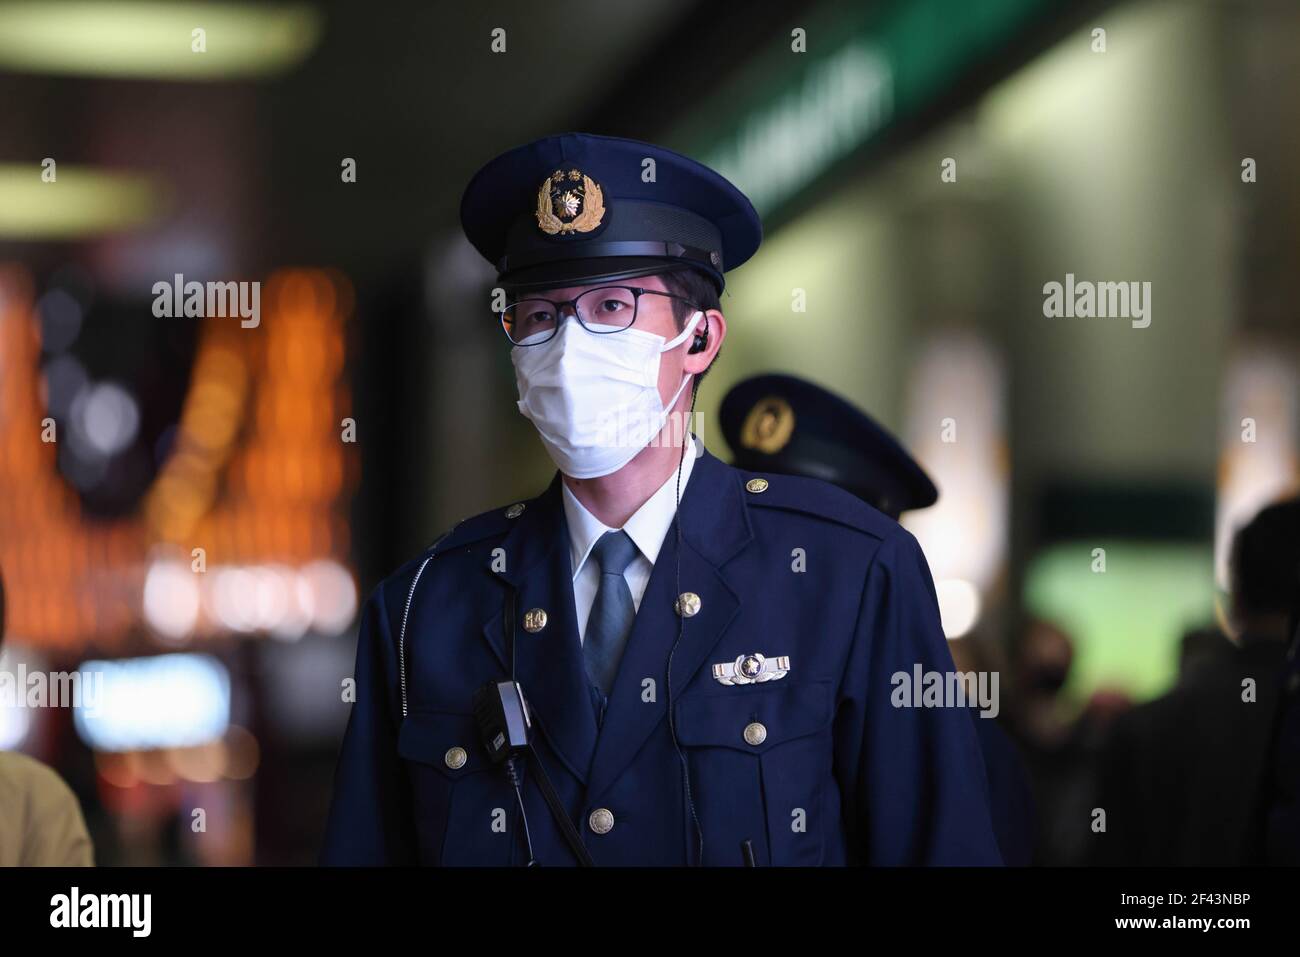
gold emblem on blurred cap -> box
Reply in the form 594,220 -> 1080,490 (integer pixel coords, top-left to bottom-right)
740,396 -> 796,454
536,168 -> 605,235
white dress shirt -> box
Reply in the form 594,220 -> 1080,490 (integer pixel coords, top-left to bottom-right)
561,437 -> 698,643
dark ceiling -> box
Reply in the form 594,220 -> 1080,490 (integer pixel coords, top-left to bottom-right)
0,0 -> 826,286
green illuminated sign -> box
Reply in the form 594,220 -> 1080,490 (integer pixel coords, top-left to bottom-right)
672,0 -> 1065,217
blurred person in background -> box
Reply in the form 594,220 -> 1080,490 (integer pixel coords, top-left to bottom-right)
1093,497 -> 1300,865
1177,625 -> 1236,685
948,633 -> 1036,867
721,372 -> 1035,865
1245,499 -> 1300,865
0,569 -> 95,867
1005,618 -> 1106,866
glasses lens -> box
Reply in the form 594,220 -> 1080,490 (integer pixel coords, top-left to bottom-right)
576,287 -> 638,332
502,300 -> 558,344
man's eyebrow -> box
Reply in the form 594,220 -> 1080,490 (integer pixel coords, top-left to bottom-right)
520,286 -> 607,300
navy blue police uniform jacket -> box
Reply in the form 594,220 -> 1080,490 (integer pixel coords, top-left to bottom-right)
321,446 -> 1003,866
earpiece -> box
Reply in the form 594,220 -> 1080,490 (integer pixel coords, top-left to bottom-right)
688,316 -> 709,354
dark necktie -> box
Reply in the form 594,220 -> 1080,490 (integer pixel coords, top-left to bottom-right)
584,530 -> 640,701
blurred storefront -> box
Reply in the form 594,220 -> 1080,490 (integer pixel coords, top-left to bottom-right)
0,266 -> 361,863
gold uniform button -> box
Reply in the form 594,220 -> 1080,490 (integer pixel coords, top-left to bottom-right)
505,503 -> 526,518
674,592 -> 702,618
523,608 -> 548,633
588,808 -> 615,835
745,477 -> 769,494
444,747 -> 468,770
744,722 -> 767,747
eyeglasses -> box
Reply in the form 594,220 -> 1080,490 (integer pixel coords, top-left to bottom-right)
500,285 -> 700,346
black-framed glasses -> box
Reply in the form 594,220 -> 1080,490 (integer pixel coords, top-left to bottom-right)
500,285 -> 700,346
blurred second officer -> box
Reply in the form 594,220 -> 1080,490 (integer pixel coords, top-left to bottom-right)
721,372 -> 1036,865
322,133 -> 1002,866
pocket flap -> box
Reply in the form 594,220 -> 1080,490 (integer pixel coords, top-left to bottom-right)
675,680 -> 831,753
397,711 -> 490,777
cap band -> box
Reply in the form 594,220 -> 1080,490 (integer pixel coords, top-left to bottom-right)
498,240 -> 720,275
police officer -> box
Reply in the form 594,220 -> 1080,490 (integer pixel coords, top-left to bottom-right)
721,372 -> 1035,865
322,133 -> 1002,866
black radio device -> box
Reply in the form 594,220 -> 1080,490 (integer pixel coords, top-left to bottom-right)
475,590 -> 595,867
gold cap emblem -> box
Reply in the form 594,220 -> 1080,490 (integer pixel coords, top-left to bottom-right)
536,168 -> 605,235
740,396 -> 796,454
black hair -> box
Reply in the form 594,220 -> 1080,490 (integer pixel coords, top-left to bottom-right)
1230,497 -> 1300,619
659,267 -> 722,393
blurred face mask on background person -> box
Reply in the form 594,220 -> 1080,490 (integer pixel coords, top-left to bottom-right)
511,310 -> 703,479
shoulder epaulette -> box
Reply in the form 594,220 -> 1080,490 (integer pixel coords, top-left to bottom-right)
426,498 -> 532,558
735,470 -> 896,542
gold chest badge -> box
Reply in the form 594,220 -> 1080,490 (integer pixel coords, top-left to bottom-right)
535,168 -> 606,235
740,396 -> 796,454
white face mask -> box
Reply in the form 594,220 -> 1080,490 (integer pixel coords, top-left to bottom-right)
511,311 -> 703,479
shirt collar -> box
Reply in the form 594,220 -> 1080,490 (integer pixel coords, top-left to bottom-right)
561,436 -> 699,580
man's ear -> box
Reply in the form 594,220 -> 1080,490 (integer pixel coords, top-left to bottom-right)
683,309 -> 726,375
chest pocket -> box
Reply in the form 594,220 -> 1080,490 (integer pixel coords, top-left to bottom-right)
397,711 -> 517,866
675,679 -> 832,865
